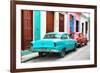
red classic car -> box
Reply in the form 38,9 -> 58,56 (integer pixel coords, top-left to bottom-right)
70,32 -> 88,46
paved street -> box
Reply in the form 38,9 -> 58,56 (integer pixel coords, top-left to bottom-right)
22,43 -> 90,63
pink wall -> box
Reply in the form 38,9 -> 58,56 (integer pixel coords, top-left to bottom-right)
66,12 -> 80,33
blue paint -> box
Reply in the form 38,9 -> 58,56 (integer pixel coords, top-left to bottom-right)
34,10 -> 41,40
70,18 -> 74,32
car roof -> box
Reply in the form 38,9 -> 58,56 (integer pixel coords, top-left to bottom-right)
46,32 -> 69,35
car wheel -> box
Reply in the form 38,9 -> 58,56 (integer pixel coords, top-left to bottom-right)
80,43 -> 83,47
84,43 -> 86,45
59,49 -> 65,58
39,52 -> 46,57
84,42 -> 87,45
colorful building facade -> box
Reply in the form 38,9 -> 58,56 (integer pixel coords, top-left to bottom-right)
21,10 -> 90,50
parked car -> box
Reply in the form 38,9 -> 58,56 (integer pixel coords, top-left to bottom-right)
70,32 -> 88,47
30,32 -> 77,57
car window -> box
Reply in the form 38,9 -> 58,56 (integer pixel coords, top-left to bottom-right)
44,34 -> 61,39
44,33 -> 69,39
61,34 -> 69,39
74,34 -> 77,37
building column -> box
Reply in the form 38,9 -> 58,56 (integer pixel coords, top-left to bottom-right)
40,11 -> 46,39
33,11 -> 41,41
84,22 -> 86,36
64,13 -> 67,32
87,20 -> 90,41
80,21 -> 82,33
54,12 -> 59,32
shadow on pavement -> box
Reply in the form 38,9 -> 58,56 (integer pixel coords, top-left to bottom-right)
22,50 -> 75,63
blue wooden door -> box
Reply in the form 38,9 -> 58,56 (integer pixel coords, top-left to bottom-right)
34,10 -> 41,40
70,15 -> 74,33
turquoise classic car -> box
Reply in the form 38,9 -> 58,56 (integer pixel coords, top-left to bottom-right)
30,32 -> 77,57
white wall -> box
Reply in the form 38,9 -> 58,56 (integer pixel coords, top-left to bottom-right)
80,15 -> 87,35
80,14 -> 90,40
54,12 -> 59,32
40,11 -> 46,39
0,0 -> 100,73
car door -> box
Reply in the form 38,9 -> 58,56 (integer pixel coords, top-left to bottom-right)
67,34 -> 75,50
62,34 -> 72,51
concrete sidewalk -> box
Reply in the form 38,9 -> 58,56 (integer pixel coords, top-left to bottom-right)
21,52 -> 38,62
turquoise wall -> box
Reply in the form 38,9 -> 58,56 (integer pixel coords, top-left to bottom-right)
34,10 -> 41,40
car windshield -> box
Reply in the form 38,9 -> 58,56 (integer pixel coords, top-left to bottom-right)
44,33 -> 69,39
74,34 -> 78,37
71,33 -> 78,37
44,34 -> 62,39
